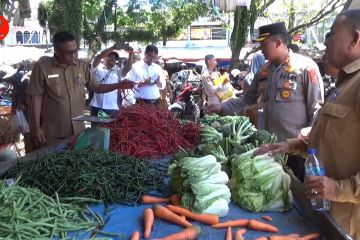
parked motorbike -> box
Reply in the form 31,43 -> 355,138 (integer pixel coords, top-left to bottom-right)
168,70 -> 201,122
0,65 -> 27,110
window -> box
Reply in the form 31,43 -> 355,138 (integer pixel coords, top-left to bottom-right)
31,31 -> 39,44
23,31 -> 30,44
16,31 -> 23,44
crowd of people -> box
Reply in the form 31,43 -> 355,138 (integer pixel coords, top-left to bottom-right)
0,8 -> 359,240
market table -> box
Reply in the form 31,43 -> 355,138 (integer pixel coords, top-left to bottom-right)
1,140 -> 351,240
79,202 -> 315,240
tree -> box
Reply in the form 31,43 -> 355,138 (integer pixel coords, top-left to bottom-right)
286,0 -> 347,37
230,0 -> 277,68
38,0 -> 209,61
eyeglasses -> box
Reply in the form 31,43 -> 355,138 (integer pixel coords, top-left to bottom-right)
59,48 -> 79,56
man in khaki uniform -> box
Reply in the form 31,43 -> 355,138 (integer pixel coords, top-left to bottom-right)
27,31 -> 134,147
255,10 -> 360,239
206,22 -> 324,180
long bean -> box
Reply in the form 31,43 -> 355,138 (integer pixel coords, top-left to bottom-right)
6,149 -> 166,204
0,183 -> 102,240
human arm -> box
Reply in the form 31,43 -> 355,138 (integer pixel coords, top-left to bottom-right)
220,72 -> 261,115
253,138 -> 308,157
122,47 -> 134,76
92,43 -> 129,68
305,173 -> 360,204
31,95 -> 46,143
303,64 -> 324,122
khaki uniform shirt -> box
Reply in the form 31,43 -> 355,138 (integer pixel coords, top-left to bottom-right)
27,56 -> 99,138
201,68 -> 225,105
291,58 -> 360,240
222,52 -> 324,141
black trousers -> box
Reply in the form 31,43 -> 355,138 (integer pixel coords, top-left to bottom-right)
287,154 -> 306,182
135,98 -> 160,106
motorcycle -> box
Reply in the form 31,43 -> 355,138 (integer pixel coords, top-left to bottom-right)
168,70 -> 201,122
0,65 -> 27,110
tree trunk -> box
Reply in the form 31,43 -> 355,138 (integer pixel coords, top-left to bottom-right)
230,6 -> 249,68
249,0 -> 258,38
63,0 -> 84,46
287,0 -> 296,42
86,0 -> 116,62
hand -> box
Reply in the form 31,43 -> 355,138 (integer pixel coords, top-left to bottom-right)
239,71 -> 248,77
126,46 -> 134,53
305,176 -> 337,201
253,141 -> 290,156
34,127 -> 46,144
298,127 -> 312,140
204,103 -> 222,114
113,42 -> 129,50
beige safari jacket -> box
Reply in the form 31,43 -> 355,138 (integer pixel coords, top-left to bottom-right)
288,58 -> 360,239
27,56 -> 99,138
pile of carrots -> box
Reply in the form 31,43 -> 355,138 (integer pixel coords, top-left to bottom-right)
103,104 -> 200,159
129,195 -> 321,240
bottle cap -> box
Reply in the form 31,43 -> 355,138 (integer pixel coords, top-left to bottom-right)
307,148 -> 317,155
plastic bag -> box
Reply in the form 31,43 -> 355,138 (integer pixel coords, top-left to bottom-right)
10,110 -> 29,134
215,82 -> 235,102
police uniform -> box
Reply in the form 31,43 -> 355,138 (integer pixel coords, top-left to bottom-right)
221,22 -> 324,180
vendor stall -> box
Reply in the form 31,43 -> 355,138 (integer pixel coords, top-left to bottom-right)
0,105 -> 351,240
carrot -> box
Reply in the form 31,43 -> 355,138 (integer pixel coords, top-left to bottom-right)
143,208 -> 154,238
130,230 -> 140,240
179,215 -> 186,221
225,227 -> 233,240
153,204 -> 192,228
142,195 -> 170,204
299,233 -> 321,240
167,204 -> 219,225
212,219 -> 249,228
269,234 -> 300,240
248,219 -> 279,233
254,237 -> 268,240
155,225 -> 201,240
234,229 -> 246,240
170,194 -> 181,206
261,215 -> 273,222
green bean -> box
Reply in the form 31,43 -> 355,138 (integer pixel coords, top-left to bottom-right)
5,149 -> 166,204
0,183 -> 108,240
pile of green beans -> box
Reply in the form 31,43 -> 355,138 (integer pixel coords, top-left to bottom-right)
0,183 -> 102,239
6,149 -> 166,204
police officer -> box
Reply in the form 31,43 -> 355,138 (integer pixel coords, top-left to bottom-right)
206,22 -> 324,180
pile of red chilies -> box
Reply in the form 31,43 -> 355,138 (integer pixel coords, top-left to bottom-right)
103,104 -> 200,159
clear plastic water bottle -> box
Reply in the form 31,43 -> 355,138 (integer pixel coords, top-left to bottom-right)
305,148 -> 330,211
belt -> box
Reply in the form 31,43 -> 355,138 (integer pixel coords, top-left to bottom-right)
136,98 -> 160,104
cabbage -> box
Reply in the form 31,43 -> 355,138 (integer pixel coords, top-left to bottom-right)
230,148 -> 293,213
169,155 -> 231,217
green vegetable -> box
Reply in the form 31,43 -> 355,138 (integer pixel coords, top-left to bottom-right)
230,148 -> 293,213
0,183 -> 113,239
228,117 -> 255,147
169,155 -> 231,217
248,129 -> 277,147
199,143 -> 228,164
200,126 -> 223,144
5,149 -> 165,204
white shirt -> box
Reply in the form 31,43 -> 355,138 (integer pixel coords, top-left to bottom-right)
90,64 -> 122,110
125,60 -> 165,100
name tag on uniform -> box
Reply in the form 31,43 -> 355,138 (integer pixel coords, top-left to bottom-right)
48,74 -> 59,79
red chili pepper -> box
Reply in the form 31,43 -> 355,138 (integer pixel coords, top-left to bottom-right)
102,104 -> 200,159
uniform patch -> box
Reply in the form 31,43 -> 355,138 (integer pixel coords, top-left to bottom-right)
307,68 -> 318,84
283,81 -> 291,89
281,90 -> 291,99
